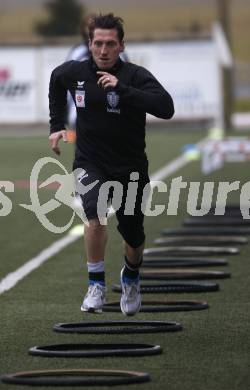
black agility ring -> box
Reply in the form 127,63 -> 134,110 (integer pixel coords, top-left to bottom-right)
103,300 -> 208,312
1,369 -> 151,386
161,227 -> 250,236
29,343 -> 162,358
140,269 -> 231,280
154,236 -> 248,245
112,281 -> 219,293
183,217 -> 250,226
161,226 -> 250,236
142,258 -> 228,267
143,246 -> 239,256
53,320 -> 182,334
186,214 -> 245,219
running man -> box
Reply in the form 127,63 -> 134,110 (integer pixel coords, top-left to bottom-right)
48,13 -> 174,315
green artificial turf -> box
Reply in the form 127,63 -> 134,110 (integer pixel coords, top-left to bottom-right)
0,124 -> 250,390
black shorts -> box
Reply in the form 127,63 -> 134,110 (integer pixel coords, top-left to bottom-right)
76,165 -> 150,248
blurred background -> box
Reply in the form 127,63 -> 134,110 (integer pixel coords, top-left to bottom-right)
1,4 -> 250,388
0,0 -> 249,131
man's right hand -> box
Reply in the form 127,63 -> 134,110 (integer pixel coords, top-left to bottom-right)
49,130 -> 68,155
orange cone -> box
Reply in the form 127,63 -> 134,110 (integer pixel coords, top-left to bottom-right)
67,130 -> 76,143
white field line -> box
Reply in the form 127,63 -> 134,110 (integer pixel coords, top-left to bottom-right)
0,230 -> 83,294
0,137 -> 207,295
150,136 -> 207,182
150,155 -> 188,182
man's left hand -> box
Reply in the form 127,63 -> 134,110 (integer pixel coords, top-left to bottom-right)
97,71 -> 118,89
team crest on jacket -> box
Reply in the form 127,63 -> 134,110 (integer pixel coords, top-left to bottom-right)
107,91 -> 120,114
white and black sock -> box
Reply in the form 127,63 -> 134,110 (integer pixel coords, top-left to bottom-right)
87,261 -> 105,286
122,256 -> 142,281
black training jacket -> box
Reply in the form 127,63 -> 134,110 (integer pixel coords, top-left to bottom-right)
49,58 -> 174,176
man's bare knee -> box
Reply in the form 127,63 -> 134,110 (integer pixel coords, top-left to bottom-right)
87,218 -> 104,230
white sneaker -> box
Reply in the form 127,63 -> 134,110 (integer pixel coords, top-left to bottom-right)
120,267 -> 141,316
81,283 -> 106,313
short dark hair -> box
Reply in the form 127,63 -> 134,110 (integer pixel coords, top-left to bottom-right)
88,13 -> 124,42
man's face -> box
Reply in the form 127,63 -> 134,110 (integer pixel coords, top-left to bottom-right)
89,28 -> 124,70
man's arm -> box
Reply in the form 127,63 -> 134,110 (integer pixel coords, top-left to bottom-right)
48,66 -> 68,155
116,66 -> 174,119
97,66 -> 174,119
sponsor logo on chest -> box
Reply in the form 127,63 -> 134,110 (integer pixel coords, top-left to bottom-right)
75,81 -> 85,107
